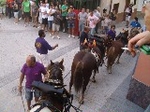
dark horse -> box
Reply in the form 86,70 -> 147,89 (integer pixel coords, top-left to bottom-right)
30,59 -> 73,112
105,30 -> 129,74
69,40 -> 103,104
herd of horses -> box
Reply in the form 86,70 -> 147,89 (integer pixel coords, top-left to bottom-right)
30,28 -> 140,112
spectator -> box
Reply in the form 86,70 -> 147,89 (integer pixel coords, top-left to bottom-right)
47,4 -> 56,37
13,1 -> 19,24
35,30 -> 58,68
78,8 -> 87,37
52,8 -> 62,39
103,14 -> 111,34
18,55 -> 47,111
41,2 -> 48,31
80,26 -> 90,50
6,0 -> 14,18
55,1 -> 61,10
61,0 -> 68,33
94,6 -> 101,34
87,11 -> 100,36
45,0 -> 49,9
107,25 -> 116,40
130,17 -> 141,29
30,0 -> 38,27
125,4 -> 133,28
22,0 -> 31,27
38,0 -> 43,29
101,8 -> 108,33
109,9 -> 117,25
66,6 -> 76,38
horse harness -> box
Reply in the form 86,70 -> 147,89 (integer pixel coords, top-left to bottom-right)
91,48 -> 103,66
31,64 -> 82,112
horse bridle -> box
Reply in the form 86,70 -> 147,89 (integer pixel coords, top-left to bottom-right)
46,67 -> 64,86
91,48 -> 103,66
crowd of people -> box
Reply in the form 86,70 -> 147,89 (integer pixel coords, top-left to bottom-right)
7,0 -> 149,111
1,0 -> 143,40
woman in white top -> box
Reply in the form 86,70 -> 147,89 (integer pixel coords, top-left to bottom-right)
47,4 -> 56,37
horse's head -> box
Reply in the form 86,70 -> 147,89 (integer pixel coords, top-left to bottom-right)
128,28 -> 140,40
46,59 -> 64,85
116,29 -> 129,40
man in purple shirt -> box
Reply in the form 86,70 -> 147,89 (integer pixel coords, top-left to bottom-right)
107,25 -> 116,40
18,55 -> 47,111
35,30 -> 58,68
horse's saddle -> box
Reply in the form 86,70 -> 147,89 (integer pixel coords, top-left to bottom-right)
32,81 -> 64,95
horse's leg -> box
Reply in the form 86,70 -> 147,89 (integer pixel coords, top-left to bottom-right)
69,74 -> 73,93
116,54 -> 121,64
91,70 -> 96,83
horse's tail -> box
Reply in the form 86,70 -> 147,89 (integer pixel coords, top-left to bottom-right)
107,47 -> 116,65
73,61 -> 83,93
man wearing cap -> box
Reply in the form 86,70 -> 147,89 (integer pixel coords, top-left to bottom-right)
35,30 -> 58,68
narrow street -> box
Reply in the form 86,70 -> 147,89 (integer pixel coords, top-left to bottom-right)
0,18 -> 144,112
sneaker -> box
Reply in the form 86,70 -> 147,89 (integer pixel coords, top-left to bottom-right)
52,36 -> 55,39
72,35 -> 75,38
19,17 -> 22,21
63,29 -> 65,33
57,36 -> 60,39
68,35 -> 71,38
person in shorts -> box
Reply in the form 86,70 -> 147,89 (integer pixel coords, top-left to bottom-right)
78,8 -> 87,37
22,0 -> 31,26
13,1 -> 19,23
47,4 -> 56,36
125,4 -> 133,28
66,6 -> 76,38
61,0 -> 68,33
52,8 -> 62,39
41,2 -> 48,31
18,55 -> 47,111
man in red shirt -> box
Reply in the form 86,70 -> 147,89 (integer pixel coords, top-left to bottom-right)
6,0 -> 14,18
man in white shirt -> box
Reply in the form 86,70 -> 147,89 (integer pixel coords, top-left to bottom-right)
40,3 -> 49,31
47,4 -> 56,37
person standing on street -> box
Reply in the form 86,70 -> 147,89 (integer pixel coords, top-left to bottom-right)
52,8 -> 62,39
61,0 -> 68,33
22,0 -> 31,27
35,29 -> 58,68
18,55 -> 47,111
66,6 -> 76,38
78,8 -> 87,37
125,4 -> 133,28
87,11 -> 100,36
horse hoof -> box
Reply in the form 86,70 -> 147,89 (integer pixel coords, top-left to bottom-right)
91,79 -> 96,83
116,61 -> 120,64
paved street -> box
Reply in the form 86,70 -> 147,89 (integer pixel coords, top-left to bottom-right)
0,18 -> 144,112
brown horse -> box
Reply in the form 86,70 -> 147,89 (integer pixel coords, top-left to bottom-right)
106,30 -> 128,74
30,59 -> 72,112
69,43 -> 102,104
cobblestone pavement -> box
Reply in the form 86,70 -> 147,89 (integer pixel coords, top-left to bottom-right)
0,18 -> 144,112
